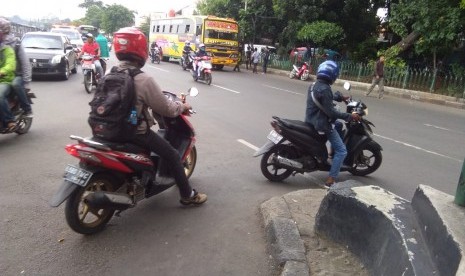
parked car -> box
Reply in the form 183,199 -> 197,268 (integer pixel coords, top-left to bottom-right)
289,47 -> 341,62
22,32 -> 78,80
50,28 -> 84,52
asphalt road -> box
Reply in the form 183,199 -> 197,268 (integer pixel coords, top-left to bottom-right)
1,55 -> 464,275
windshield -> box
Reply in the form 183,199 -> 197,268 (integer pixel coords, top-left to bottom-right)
22,35 -> 63,49
204,29 -> 238,41
51,29 -> 81,40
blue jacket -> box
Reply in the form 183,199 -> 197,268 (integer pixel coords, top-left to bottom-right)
305,79 -> 350,134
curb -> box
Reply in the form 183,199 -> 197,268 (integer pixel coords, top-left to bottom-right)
260,194 -> 310,276
259,67 -> 465,110
261,181 -> 465,275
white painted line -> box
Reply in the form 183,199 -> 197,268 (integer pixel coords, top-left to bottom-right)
374,133 -> 462,162
212,84 -> 241,94
263,85 -> 304,96
424,124 -> 465,135
148,65 -> 170,72
237,139 -> 259,151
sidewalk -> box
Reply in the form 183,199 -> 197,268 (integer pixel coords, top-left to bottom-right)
260,177 -> 465,276
240,65 -> 465,110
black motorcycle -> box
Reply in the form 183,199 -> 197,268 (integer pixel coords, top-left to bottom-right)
150,47 -> 161,64
254,82 -> 382,181
180,51 -> 194,70
1,88 -> 35,135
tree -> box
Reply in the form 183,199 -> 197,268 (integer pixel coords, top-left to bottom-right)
138,16 -> 151,38
79,0 -> 103,9
297,21 -> 344,49
389,0 -> 465,68
84,5 -> 104,29
101,4 -> 135,34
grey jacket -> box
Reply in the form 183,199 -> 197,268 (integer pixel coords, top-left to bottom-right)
116,61 -> 184,134
305,79 -> 351,134
4,34 -> 32,88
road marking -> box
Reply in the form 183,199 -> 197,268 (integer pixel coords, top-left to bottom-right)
212,84 -> 241,94
148,65 -> 170,72
374,134 -> 462,162
424,124 -> 465,135
263,85 -> 304,96
237,139 -> 259,151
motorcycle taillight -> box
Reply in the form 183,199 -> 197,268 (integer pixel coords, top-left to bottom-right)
65,144 -> 102,163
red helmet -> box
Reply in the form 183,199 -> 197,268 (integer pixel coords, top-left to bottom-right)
113,27 -> 148,67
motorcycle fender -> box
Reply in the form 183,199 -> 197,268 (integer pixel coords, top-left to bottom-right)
253,140 -> 276,157
349,136 -> 383,156
49,180 -> 80,207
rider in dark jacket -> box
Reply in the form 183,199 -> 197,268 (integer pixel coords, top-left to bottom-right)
193,43 -> 208,77
305,60 -> 359,187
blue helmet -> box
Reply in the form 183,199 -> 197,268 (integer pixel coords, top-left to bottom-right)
317,60 -> 339,83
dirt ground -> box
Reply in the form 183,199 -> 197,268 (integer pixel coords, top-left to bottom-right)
283,188 -> 369,276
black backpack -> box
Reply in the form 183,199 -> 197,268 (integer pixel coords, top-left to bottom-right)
88,66 -> 142,142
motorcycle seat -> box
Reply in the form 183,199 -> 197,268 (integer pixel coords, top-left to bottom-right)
275,117 -> 326,142
89,137 -> 148,154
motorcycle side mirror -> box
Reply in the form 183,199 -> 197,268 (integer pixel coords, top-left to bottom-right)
343,82 -> 351,91
188,87 -> 199,97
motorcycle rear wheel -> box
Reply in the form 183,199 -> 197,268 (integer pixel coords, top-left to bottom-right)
349,143 -> 382,176
300,71 -> 309,81
84,73 -> 93,93
289,70 -> 296,79
65,173 -> 117,235
205,73 -> 212,85
260,144 -> 294,182
184,146 -> 197,179
15,116 -> 32,135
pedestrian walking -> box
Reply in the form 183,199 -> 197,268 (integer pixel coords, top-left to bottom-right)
252,48 -> 259,74
233,45 -> 242,72
245,45 -> 251,70
366,55 -> 385,99
262,47 -> 270,74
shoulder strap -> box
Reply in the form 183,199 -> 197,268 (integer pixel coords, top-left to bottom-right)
310,84 -> 331,118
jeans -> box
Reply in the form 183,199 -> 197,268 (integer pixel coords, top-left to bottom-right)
0,83 -> 14,124
11,77 -> 31,112
93,59 -> 104,77
131,130 -> 192,198
327,129 -> 347,179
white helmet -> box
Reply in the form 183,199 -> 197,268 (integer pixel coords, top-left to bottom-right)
185,41 -> 190,46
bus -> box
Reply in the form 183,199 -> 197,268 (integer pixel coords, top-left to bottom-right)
77,25 -> 99,41
150,15 -> 239,69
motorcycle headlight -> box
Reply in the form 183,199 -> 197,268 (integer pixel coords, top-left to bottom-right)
230,54 -> 238,58
51,55 -> 63,64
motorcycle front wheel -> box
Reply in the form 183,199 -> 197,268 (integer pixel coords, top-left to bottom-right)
155,56 -> 160,64
349,142 -> 382,176
184,146 -> 197,179
289,70 -> 296,79
260,144 -> 295,182
65,173 -> 117,235
300,71 -> 309,81
84,73 -> 93,93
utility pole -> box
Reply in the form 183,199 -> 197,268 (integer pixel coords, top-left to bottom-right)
245,0 -> 248,11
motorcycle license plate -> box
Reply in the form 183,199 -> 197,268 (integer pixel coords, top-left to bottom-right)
267,130 -> 283,144
63,164 -> 93,187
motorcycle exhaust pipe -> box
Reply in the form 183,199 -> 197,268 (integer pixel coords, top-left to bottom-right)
84,191 -> 134,211
275,155 -> 304,170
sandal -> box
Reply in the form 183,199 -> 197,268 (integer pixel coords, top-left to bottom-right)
6,122 -> 17,132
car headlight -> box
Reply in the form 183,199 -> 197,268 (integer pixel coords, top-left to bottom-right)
51,55 -> 63,64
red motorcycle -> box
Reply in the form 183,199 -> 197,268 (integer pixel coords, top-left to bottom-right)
50,88 -> 199,235
289,61 -> 310,81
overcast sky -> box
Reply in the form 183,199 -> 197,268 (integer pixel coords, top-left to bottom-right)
3,0 -> 197,20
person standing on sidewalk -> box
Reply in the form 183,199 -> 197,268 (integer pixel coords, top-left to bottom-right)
366,55 -> 385,99
245,45 -> 251,70
262,47 -> 270,74
252,48 -> 259,74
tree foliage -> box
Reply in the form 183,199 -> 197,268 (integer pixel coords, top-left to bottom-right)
297,21 -> 344,49
79,0 -> 103,9
100,4 -> 135,34
390,0 -> 465,67
84,5 -> 104,29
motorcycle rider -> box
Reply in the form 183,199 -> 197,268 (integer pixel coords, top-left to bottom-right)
193,43 -> 208,77
0,18 -> 17,132
305,60 -> 360,187
1,17 -> 33,117
112,27 -> 207,205
150,41 -> 159,61
79,34 -> 104,78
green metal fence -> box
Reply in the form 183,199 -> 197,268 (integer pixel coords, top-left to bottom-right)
267,55 -> 465,99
